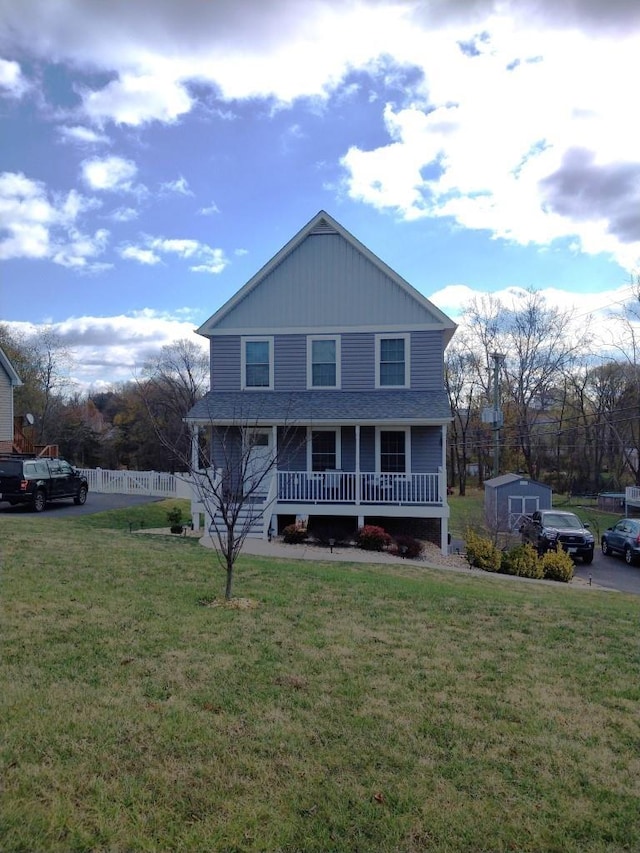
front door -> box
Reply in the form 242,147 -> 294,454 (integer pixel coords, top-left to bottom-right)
244,430 -> 274,495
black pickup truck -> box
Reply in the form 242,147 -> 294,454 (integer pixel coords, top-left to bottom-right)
0,455 -> 88,512
520,509 -> 594,563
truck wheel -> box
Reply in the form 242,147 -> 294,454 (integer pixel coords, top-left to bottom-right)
74,486 -> 88,506
33,489 -> 47,512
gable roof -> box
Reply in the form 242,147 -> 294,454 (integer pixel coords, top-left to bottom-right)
197,211 -> 456,343
0,346 -> 22,386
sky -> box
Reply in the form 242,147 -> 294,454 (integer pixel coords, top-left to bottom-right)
1,0 -> 639,392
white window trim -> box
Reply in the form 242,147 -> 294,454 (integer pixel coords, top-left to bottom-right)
307,335 -> 341,389
307,427 -> 342,472
375,426 -> 411,474
375,333 -> 410,388
241,336 -> 274,390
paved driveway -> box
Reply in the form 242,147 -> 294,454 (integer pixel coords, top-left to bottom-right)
572,546 -> 640,595
0,493 -> 162,517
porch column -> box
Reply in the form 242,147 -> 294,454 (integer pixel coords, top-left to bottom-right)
355,424 -> 361,505
441,424 -> 449,556
190,423 -> 200,471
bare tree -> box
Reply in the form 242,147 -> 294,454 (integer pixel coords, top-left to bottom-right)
138,381 -> 302,600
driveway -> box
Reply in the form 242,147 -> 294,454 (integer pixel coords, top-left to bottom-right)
572,546 -> 640,595
0,493 -> 163,517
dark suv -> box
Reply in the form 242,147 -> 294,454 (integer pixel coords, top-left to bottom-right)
520,509 -> 594,563
0,455 -> 88,512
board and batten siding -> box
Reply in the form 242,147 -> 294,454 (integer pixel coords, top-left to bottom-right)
0,368 -> 13,441
211,233 -> 445,331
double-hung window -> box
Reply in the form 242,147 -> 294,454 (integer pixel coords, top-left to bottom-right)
308,336 -> 340,388
380,430 -> 407,473
310,429 -> 339,472
376,334 -> 409,387
242,337 -> 273,389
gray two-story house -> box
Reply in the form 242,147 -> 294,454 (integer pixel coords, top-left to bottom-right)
186,211 -> 456,553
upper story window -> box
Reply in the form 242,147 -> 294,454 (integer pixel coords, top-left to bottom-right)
308,336 -> 340,388
376,334 -> 410,387
242,337 -> 274,389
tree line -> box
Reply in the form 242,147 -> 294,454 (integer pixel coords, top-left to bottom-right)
3,284 -> 639,495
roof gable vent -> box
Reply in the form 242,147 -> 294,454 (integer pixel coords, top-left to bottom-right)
310,217 -> 338,236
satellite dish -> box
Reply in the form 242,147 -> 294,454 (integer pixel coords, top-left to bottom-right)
24,413 -> 35,425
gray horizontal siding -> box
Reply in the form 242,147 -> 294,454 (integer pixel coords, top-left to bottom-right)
211,336 -> 240,391
0,370 -> 12,441
411,330 -> 444,391
342,333 -> 374,391
275,335 -> 305,390
209,329 -> 446,395
411,426 -> 442,472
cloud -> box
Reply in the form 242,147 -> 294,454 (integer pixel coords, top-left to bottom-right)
0,57 -> 29,97
58,125 -> 111,145
198,201 -> 219,216
0,171 -> 108,269
119,235 -> 229,273
119,245 -> 160,265
80,155 -> 139,192
340,19 -> 640,270
160,176 -> 193,196
539,148 -> 640,244
81,73 -> 193,126
4,310 -> 208,391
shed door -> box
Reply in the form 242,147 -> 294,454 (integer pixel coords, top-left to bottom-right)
509,495 -> 539,531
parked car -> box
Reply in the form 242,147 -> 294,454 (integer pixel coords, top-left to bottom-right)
0,455 -> 88,512
520,509 -> 594,563
601,518 -> 640,565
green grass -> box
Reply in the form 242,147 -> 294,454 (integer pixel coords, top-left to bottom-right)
2,508 -> 639,852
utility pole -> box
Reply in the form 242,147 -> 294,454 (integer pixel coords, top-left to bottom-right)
490,352 -> 505,477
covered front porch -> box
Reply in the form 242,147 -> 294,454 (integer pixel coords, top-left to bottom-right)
188,420 -> 450,552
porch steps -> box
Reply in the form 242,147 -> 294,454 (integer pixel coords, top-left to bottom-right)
208,494 -> 269,541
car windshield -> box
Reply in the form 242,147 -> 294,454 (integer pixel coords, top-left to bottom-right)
543,513 -> 582,529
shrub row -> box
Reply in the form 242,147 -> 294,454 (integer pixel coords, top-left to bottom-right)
281,523 -> 424,558
464,530 -> 574,582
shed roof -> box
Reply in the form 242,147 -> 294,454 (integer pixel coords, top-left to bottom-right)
186,389 -> 451,425
484,473 -> 551,489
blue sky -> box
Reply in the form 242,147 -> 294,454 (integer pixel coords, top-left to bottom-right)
1,0 -> 639,390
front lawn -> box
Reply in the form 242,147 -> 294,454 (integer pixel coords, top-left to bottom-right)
1,511 -> 638,852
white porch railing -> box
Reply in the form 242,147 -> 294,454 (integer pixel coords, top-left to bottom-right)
78,468 -> 193,498
276,471 -> 442,505
626,486 -> 640,508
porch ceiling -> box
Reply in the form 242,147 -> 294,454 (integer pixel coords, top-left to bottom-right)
186,389 -> 451,425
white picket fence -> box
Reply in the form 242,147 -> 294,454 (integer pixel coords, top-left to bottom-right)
78,468 -> 194,499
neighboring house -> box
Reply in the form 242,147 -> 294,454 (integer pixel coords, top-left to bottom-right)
185,211 -> 457,552
484,473 -> 552,532
0,345 -> 22,452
